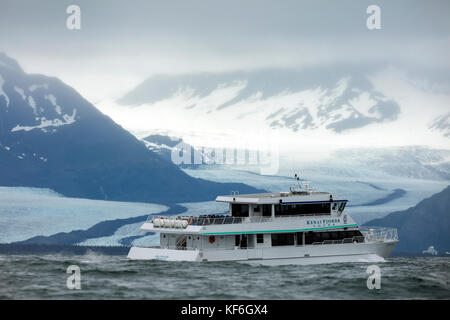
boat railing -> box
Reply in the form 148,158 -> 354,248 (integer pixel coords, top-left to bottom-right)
148,213 -> 337,228
311,236 -> 365,245
247,214 -> 329,222
359,226 -> 398,243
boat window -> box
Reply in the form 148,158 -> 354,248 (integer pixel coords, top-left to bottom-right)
256,234 -> 264,244
338,202 -> 346,212
274,203 -> 331,216
235,235 -> 240,246
232,204 -> 249,217
271,233 -> 295,246
253,205 -> 260,212
306,230 -> 364,244
330,232 -> 339,239
313,232 -> 323,243
240,235 -> 248,248
321,232 -> 331,240
296,232 -> 303,245
262,204 -> 272,216
332,203 -> 338,210
305,232 -> 314,244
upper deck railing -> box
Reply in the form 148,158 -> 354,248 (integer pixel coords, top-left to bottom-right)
148,213 -> 336,229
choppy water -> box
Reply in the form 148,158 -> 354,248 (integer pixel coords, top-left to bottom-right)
0,253 -> 448,299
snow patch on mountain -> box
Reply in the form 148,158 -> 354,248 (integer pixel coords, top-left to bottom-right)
29,83 -> 48,92
4,75 -> 78,133
0,75 -> 10,107
14,86 -> 26,100
348,91 -> 380,119
11,108 -> 77,132
27,96 -> 37,114
143,140 -> 173,152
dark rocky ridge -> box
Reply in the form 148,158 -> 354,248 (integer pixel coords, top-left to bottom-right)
364,185 -> 450,253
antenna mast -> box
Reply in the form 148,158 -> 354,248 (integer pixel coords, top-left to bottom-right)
291,172 -> 313,194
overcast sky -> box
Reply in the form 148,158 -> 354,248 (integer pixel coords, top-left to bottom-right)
1,0 -> 450,102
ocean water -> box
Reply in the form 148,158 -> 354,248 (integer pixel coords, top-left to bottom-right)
0,254 -> 448,300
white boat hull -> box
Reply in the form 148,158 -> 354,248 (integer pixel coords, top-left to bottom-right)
127,240 -> 397,265
127,247 -> 200,261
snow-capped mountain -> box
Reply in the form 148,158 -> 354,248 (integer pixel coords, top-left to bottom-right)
0,53 -> 262,203
0,56 -> 83,136
108,66 -> 450,152
118,67 -> 401,133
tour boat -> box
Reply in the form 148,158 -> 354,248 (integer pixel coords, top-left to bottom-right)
127,178 -> 398,265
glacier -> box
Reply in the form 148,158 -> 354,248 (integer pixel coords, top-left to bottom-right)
0,187 -> 167,243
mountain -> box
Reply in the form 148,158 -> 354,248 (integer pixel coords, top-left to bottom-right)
364,185 -> 450,253
117,67 -> 401,133
114,66 -> 450,149
0,53 -> 262,203
142,134 -> 207,168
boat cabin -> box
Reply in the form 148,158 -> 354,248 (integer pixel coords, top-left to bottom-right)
216,190 -> 348,219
